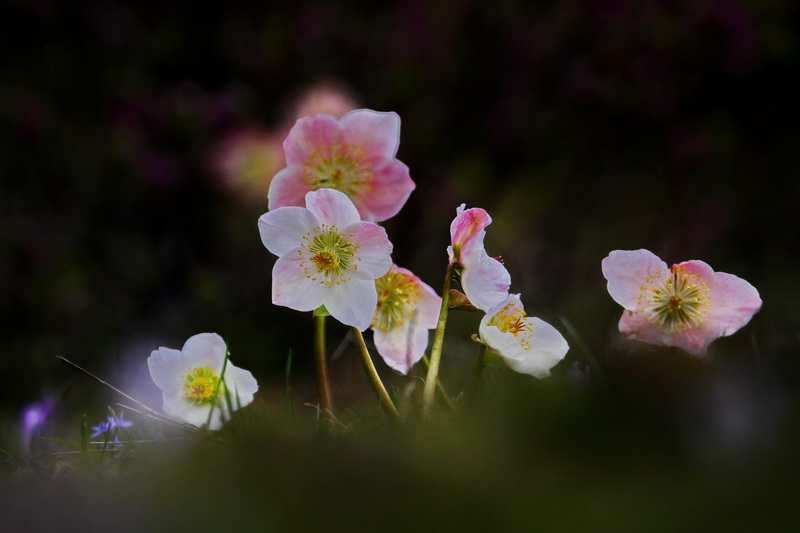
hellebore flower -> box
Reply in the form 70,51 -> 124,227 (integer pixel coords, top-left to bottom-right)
268,109 -> 415,222
478,294 -> 569,378
601,249 -> 762,355
370,265 -> 441,374
259,188 -> 393,330
148,333 -> 258,430
447,204 -> 511,312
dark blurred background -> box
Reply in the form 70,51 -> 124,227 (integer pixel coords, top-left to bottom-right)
2,1 -> 800,523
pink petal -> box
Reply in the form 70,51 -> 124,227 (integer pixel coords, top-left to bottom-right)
258,206 -> 318,257
339,109 -> 401,160
617,310 -> 721,355
324,278 -> 378,330
283,114 -> 341,166
268,167 -> 311,210
372,322 -> 427,375
450,207 -> 492,262
677,260 -> 762,337
271,255 -> 329,312
182,333 -> 227,371
602,249 -> 669,310
461,253 -> 511,312
305,188 -> 361,229
414,278 -> 442,329
357,160 -> 415,222
349,222 -> 393,279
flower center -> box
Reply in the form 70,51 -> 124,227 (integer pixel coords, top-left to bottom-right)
183,367 -> 221,405
299,224 -> 360,287
487,303 -> 532,350
637,266 -> 710,333
305,143 -> 373,202
372,271 -> 418,331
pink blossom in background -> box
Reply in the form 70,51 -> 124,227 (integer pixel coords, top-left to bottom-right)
291,82 -> 359,120
447,204 -> 511,312
212,129 -> 285,204
601,249 -> 762,355
478,294 -> 569,378
259,188 -> 393,330
370,265 -> 441,374
268,109 -> 415,222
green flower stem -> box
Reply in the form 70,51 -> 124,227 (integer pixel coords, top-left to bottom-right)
466,344 -> 489,406
351,328 -> 400,420
422,262 -> 455,418
420,355 -> 456,414
314,314 -> 333,415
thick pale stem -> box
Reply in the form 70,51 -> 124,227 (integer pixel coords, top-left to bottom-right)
420,355 -> 456,414
422,262 -> 454,418
314,314 -> 333,415
351,328 -> 400,420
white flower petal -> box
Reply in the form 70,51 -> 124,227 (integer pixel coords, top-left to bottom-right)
272,255 -> 330,312
305,188 -> 361,229
461,253 -> 511,312
224,364 -> 259,407
325,278 -> 377,330
501,318 -> 569,378
258,206 -> 318,257
147,347 -> 185,397
181,333 -> 227,372
601,249 -> 668,310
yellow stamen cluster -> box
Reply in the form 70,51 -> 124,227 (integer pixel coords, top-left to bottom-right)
488,302 -> 533,350
372,271 -> 418,331
637,266 -> 711,333
182,366 -> 221,405
304,142 -> 373,202
298,224 -> 360,287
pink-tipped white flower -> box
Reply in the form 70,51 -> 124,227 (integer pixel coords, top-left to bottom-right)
147,333 -> 258,430
259,188 -> 393,330
447,204 -> 511,312
370,265 -> 441,374
478,294 -> 569,378
268,109 -> 415,222
601,249 -> 762,355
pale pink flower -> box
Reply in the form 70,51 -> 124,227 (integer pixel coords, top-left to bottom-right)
602,249 -> 762,355
259,188 -> 393,330
447,204 -> 511,312
268,109 -> 415,222
370,265 -> 441,374
478,294 -> 569,378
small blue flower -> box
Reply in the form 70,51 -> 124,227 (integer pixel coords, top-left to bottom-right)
90,415 -> 134,439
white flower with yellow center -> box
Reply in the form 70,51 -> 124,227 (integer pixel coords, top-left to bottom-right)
602,249 -> 762,355
259,188 -> 393,330
148,333 -> 258,430
370,265 -> 441,374
478,294 -> 569,378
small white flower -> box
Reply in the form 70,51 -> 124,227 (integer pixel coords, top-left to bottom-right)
478,294 -> 569,378
147,333 -> 258,430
